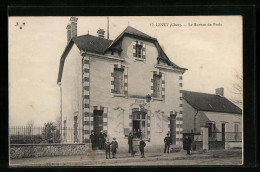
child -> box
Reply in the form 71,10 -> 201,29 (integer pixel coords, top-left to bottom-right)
104,139 -> 111,159
139,138 -> 146,158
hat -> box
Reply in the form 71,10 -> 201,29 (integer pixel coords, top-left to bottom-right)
113,137 -> 116,140
166,133 -> 169,135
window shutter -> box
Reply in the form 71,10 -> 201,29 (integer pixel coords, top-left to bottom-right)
142,43 -> 146,59
114,69 -> 124,94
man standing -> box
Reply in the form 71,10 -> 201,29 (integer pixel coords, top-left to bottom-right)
128,132 -> 133,154
98,131 -> 105,149
102,131 -> 107,149
104,139 -> 111,159
164,133 -> 172,153
89,131 -> 95,149
139,138 -> 146,158
186,136 -> 192,155
111,137 -> 118,158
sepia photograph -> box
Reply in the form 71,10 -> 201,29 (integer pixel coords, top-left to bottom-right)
9,16 -> 243,166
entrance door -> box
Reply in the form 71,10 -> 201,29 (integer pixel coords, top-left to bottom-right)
93,110 -> 103,149
133,120 -> 140,137
132,112 -> 146,138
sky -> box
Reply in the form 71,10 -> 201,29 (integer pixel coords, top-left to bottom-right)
9,16 -> 242,126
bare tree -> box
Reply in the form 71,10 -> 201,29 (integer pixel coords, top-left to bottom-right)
231,73 -> 243,106
26,120 -> 34,135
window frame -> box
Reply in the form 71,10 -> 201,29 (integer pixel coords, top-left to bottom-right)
132,111 -> 147,139
153,74 -> 162,99
113,68 -> 124,95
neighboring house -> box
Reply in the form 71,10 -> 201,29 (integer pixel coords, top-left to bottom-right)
57,17 -> 187,149
181,88 -> 242,149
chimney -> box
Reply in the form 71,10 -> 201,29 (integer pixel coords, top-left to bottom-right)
66,16 -> 78,43
66,24 -> 71,43
97,29 -> 105,38
215,87 -> 224,96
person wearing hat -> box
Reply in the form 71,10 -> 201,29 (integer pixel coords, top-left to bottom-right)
89,131 -> 95,150
139,138 -> 146,158
104,139 -> 112,159
128,132 -> 133,154
164,133 -> 172,153
111,137 -> 118,158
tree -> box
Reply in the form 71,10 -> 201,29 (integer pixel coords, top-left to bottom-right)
231,73 -> 243,107
42,122 -> 60,143
26,120 -> 34,135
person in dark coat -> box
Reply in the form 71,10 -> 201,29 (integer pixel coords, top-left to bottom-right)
102,131 -> 107,149
186,136 -> 192,155
136,129 -> 142,139
128,132 -> 133,153
164,133 -> 172,153
98,131 -> 106,149
111,137 -> 118,158
104,139 -> 112,159
139,138 -> 146,158
89,131 -> 95,149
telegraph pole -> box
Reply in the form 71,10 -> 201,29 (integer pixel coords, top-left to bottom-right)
58,82 -> 62,143
107,16 -> 109,39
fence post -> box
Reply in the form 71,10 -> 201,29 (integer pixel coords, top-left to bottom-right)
200,125 -> 209,150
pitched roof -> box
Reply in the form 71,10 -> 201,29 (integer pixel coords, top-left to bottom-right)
182,90 -> 242,114
72,34 -> 113,54
107,26 -> 186,70
57,26 -> 187,83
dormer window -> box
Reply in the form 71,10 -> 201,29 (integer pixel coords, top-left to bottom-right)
133,41 -> 146,59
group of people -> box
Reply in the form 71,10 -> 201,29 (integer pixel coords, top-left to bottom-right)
128,132 -> 146,158
90,130 -> 193,159
163,133 -> 193,155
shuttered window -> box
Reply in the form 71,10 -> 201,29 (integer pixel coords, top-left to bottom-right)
114,68 -> 124,94
153,74 -> 162,98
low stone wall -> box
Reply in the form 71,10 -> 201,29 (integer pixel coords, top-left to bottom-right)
209,141 -> 225,150
225,141 -> 242,149
10,143 -> 89,159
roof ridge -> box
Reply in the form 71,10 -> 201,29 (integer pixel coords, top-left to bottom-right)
182,90 -> 218,96
73,34 -> 113,41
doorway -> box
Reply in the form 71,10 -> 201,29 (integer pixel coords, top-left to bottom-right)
132,112 -> 146,138
93,110 -> 103,149
222,123 -> 226,141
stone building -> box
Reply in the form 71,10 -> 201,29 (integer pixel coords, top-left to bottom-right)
57,17 -> 187,149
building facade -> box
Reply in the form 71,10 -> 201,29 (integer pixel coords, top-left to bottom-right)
57,17 -> 187,149
181,88 -> 242,149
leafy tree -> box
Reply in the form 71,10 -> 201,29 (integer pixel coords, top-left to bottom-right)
42,122 -> 60,143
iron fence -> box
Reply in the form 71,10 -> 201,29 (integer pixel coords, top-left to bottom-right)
225,132 -> 242,141
9,126 -> 81,144
194,132 -> 242,142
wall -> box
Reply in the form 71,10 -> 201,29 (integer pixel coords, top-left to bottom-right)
10,144 -> 88,159
197,111 -> 242,133
85,35 -> 184,148
182,99 -> 198,133
61,44 -> 83,143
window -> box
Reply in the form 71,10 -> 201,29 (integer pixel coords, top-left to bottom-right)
234,123 -> 239,141
153,74 -> 162,98
133,41 -> 145,59
207,122 -> 216,139
114,68 -> 124,94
